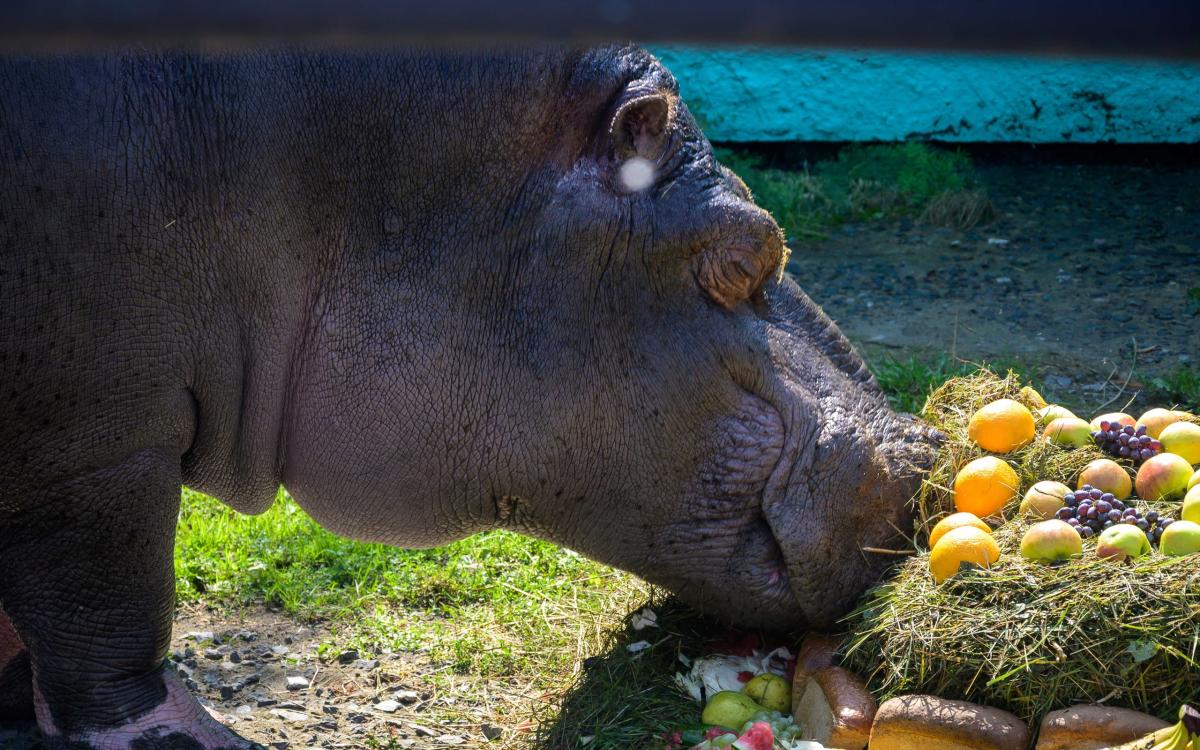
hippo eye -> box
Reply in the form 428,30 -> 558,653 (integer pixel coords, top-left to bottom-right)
693,241 -> 783,310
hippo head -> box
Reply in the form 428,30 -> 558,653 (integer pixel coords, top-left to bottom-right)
281,47 -> 938,630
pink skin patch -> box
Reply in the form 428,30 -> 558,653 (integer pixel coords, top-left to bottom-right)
33,668 -> 246,750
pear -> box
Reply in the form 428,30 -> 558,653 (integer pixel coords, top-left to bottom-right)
702,690 -> 767,729
742,673 -> 791,713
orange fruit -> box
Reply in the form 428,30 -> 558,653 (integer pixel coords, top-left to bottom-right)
1077,458 -> 1132,500
928,512 -> 991,549
954,456 -> 1020,517
968,399 -> 1035,453
929,526 -> 1001,583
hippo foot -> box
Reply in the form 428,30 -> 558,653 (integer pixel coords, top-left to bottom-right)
38,671 -> 259,750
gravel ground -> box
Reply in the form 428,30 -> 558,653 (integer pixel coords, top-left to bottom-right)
787,158 -> 1200,411
0,605 -> 521,749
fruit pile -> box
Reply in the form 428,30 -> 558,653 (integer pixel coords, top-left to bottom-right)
927,397 -> 1200,582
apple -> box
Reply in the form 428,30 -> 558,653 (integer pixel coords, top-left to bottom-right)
1159,520 -> 1200,557
1077,458 -> 1132,500
1021,520 -> 1083,563
1159,421 -> 1200,465
1044,417 -> 1093,447
1090,412 -> 1135,431
1096,524 -> 1151,562
1182,485 -> 1200,525
702,691 -> 767,729
1020,481 -> 1070,519
1135,453 -> 1194,501
1035,404 -> 1076,427
1138,407 -> 1184,439
1189,469 -> 1200,492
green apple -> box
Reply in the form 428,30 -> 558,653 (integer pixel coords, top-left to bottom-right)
1090,412 -> 1135,431
1044,417 -> 1093,447
1020,520 -> 1083,563
1182,485 -> 1200,525
1160,422 -> 1200,465
1020,481 -> 1070,519
1138,407 -> 1183,439
701,691 -> 766,729
1096,524 -> 1151,562
1035,404 -> 1076,427
1159,520 -> 1200,557
742,673 -> 790,713
1135,453 -> 1194,501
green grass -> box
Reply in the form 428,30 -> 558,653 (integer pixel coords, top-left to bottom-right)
716,143 -> 990,243
1149,365 -> 1200,411
869,353 -> 1038,414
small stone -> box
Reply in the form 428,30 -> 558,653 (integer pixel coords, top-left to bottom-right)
374,699 -> 400,713
271,708 -> 308,724
435,736 -> 465,745
286,675 -> 309,691
322,704 -> 338,715
220,685 -> 234,700
270,742 -> 291,750
394,689 -> 419,703
229,651 -> 242,664
255,696 -> 278,708
272,645 -> 290,656
411,724 -> 436,737
185,678 -> 199,691
186,631 -> 215,642
481,724 -> 502,741
335,649 -> 359,664
352,659 -> 380,671
203,648 -> 223,661
277,701 -> 307,710
235,705 -> 254,716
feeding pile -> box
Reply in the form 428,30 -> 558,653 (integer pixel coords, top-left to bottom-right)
843,370 -> 1200,724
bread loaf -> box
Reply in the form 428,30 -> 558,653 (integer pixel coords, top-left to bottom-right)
792,666 -> 876,750
1035,704 -> 1170,750
791,632 -> 841,716
869,694 -> 1029,750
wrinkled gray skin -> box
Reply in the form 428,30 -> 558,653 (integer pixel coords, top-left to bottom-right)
0,46 -> 935,747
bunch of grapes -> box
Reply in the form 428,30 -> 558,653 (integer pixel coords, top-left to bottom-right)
1054,484 -> 1175,544
1091,422 -> 1161,465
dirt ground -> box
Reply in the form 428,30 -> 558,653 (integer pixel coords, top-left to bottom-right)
786,155 -> 1200,412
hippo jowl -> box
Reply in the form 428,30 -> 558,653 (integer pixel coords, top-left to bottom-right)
0,45 -> 935,747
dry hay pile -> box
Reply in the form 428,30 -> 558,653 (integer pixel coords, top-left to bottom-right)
843,370 -> 1200,724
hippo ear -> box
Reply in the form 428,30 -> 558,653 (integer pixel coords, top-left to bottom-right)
609,91 -> 673,161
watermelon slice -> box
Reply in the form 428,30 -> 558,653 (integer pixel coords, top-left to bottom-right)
731,722 -> 774,750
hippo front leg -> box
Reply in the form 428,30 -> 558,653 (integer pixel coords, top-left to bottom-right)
0,448 -> 253,749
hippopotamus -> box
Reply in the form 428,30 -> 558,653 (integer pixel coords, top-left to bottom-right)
0,45 -> 935,747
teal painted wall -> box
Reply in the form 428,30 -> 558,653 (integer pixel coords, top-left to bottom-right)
651,47 -> 1200,143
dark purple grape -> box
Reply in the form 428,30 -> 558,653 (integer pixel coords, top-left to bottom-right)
1140,449 -> 1153,461
1136,424 -> 1147,436
1087,507 -> 1101,520
1077,502 -> 1092,515
1068,517 -> 1082,527
1111,499 -> 1126,511
1081,526 -> 1095,538
1119,433 -> 1131,445
1089,489 -> 1103,500
1159,518 -> 1174,529
1136,519 -> 1150,531
1107,509 -> 1122,523
1150,440 -> 1162,451
1097,500 -> 1112,514
1103,520 -> 1115,530
1081,484 -> 1094,492
1145,510 -> 1159,524
1123,508 -> 1138,518
1138,435 -> 1152,446
1119,446 -> 1131,458
1091,520 -> 1105,532
1101,492 -> 1115,503
1123,425 -> 1135,436
1057,507 -> 1074,520
1099,421 -> 1111,432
